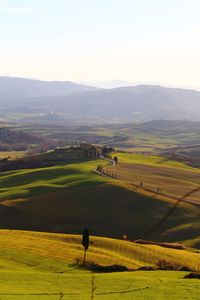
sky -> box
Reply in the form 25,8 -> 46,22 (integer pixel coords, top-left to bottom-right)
0,0 -> 200,88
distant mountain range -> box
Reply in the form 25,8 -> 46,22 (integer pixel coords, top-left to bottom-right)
1,77 -> 200,124
78,79 -> 136,89
0,77 -> 97,109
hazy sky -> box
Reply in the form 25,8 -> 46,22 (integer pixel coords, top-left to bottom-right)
0,0 -> 200,88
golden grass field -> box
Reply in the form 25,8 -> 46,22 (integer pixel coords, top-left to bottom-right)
106,153 -> 200,204
0,230 -> 199,299
1,229 -> 200,271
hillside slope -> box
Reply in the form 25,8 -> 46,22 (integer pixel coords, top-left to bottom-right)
107,153 -> 200,204
0,230 -> 200,299
1,230 -> 200,270
0,158 -> 200,245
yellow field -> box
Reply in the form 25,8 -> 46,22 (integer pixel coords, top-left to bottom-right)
0,151 -> 26,159
106,153 -> 200,204
0,230 -> 200,271
0,230 -> 200,299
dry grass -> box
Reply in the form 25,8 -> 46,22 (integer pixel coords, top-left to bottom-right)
0,229 -> 200,271
106,153 -> 200,204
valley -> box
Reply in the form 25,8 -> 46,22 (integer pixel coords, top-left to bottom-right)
1,79 -> 200,299
1,0 -> 200,297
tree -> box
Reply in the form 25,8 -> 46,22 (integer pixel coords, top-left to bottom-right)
113,156 -> 118,164
101,146 -> 113,157
82,228 -> 90,264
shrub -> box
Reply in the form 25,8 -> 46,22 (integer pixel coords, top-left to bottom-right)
184,272 -> 200,279
156,260 -> 191,271
139,266 -> 157,271
75,260 -> 130,272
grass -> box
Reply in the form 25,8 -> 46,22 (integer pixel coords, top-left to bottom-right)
0,159 -> 109,200
106,153 -> 200,204
115,152 -> 197,170
0,230 -> 199,299
2,229 -> 200,270
0,156 -> 200,245
1,152 -> 200,298
0,270 -> 199,300
21,148 -> 97,163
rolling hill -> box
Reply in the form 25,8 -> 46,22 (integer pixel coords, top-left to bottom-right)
0,156 -> 200,246
1,229 -> 200,271
2,119 -> 200,155
0,230 -> 199,299
106,153 -> 200,205
7,119 -> 200,153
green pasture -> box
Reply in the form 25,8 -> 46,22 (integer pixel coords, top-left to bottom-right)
0,230 -> 199,300
0,159 -> 110,200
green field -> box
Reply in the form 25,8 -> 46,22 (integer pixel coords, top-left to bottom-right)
0,159 -> 109,199
0,156 -> 200,245
3,120 -> 200,156
0,230 -> 199,300
2,269 -> 200,300
1,148 -> 200,299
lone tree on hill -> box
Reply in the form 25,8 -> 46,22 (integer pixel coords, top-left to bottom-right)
82,228 -> 90,265
113,156 -> 118,164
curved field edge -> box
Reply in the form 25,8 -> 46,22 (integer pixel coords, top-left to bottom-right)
0,230 -> 200,299
0,157 -> 200,245
0,159 -> 111,200
0,230 -> 200,271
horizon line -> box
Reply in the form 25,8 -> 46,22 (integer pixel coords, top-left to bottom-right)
1,75 -> 200,92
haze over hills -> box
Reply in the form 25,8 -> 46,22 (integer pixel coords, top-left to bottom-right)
79,80 -> 200,90
0,77 -> 98,109
78,79 -> 137,89
1,77 -> 200,123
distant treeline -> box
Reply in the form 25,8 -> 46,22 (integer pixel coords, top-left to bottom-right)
0,157 -> 52,172
0,145 -> 100,172
116,149 -> 158,156
0,127 -> 40,151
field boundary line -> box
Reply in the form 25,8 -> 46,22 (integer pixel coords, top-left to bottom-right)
94,155 -> 200,238
142,186 -> 200,238
96,286 -> 150,295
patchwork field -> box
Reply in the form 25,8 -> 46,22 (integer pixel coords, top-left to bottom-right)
0,230 -> 199,300
7,119 -> 200,152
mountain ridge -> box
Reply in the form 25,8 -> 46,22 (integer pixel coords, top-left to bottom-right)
1,77 -> 200,123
